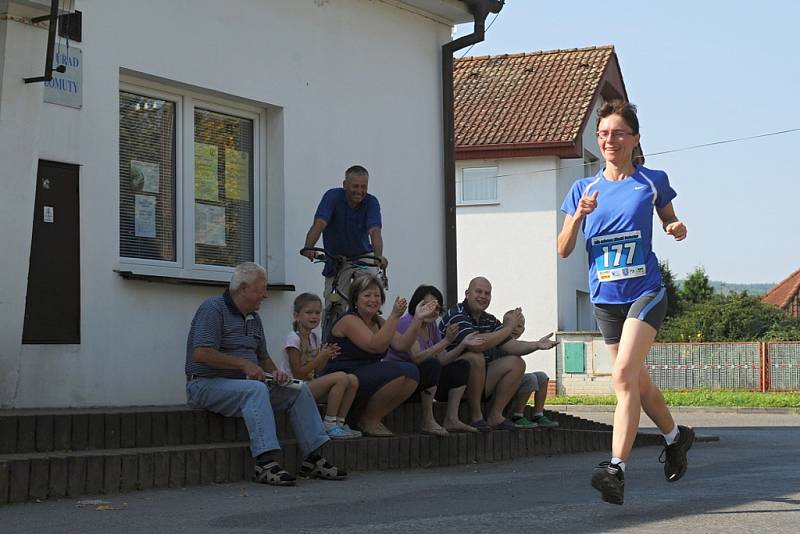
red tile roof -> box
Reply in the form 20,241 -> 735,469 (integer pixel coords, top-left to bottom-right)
454,45 -> 626,159
762,268 -> 800,315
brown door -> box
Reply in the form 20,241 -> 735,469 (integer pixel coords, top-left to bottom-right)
22,160 -> 81,344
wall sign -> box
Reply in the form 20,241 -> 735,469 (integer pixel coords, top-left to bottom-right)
43,44 -> 82,109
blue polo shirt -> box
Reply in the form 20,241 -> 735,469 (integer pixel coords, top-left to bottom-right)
315,188 -> 382,277
185,290 -> 269,379
560,165 -> 677,305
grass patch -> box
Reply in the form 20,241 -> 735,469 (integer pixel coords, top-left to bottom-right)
547,390 -> 800,408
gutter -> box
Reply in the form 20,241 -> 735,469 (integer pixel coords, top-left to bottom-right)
442,0 -> 503,305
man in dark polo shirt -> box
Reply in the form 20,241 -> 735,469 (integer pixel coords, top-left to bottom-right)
439,276 -> 559,432
185,262 -> 346,486
301,165 -> 387,329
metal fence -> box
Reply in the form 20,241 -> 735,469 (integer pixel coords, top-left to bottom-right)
767,342 -> 800,391
645,342 -> 800,391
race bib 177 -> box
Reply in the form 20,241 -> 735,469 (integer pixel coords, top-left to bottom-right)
591,230 -> 646,282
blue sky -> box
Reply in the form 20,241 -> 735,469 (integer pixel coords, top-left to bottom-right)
455,0 -> 799,284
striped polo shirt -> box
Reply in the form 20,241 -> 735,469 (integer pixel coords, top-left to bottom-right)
439,299 -> 508,352
185,290 -> 269,379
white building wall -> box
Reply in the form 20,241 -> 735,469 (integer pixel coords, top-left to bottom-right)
556,98 -> 603,333
455,157 -> 560,379
0,0 -> 457,408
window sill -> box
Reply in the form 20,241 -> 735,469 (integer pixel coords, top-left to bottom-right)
115,270 -> 296,291
456,200 -> 500,207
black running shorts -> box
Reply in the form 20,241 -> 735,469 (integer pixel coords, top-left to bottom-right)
592,287 -> 668,345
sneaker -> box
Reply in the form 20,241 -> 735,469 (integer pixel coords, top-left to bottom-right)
532,414 -> 560,428
326,424 -> 360,440
341,423 -> 362,438
659,425 -> 695,482
298,456 -> 347,480
510,416 -> 538,429
590,461 -> 625,505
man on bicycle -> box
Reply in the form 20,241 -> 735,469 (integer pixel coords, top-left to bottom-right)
301,165 -> 388,315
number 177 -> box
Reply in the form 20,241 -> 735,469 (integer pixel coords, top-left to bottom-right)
603,242 -> 636,267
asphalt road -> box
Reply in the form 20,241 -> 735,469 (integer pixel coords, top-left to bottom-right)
2,411 -> 798,534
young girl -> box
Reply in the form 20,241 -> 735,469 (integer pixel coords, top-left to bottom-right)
285,293 -> 361,439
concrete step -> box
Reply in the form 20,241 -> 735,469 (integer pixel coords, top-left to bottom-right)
0,426 -> 664,505
0,404 -> 608,454
0,403 -> 660,505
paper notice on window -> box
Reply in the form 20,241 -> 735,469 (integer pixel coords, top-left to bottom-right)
195,203 -> 226,247
224,148 -> 250,201
194,142 -> 219,201
130,160 -> 160,193
134,195 -> 156,238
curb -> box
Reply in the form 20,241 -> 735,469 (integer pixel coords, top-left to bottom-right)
545,405 -> 800,415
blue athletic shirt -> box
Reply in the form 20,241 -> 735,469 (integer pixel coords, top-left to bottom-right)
560,165 -> 676,304
314,188 -> 382,277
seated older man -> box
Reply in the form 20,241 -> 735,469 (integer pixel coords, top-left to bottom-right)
185,262 -> 345,486
439,276 -> 559,431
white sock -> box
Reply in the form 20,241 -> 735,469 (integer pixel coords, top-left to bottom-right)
533,412 -> 544,418
610,458 -> 626,472
336,417 -> 346,425
663,425 -> 679,445
512,412 -> 524,419
324,416 -> 338,429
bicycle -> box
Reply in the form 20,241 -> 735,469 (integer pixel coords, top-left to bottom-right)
300,247 -> 389,342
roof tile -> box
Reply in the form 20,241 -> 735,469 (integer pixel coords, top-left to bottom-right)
454,46 -> 615,148
761,268 -> 800,312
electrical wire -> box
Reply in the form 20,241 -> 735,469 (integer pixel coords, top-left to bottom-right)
481,127 -> 800,180
458,8 -> 503,59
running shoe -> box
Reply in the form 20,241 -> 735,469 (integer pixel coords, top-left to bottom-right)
659,425 -> 695,482
591,461 -> 625,505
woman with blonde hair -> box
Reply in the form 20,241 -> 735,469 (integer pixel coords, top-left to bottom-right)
322,274 -> 437,436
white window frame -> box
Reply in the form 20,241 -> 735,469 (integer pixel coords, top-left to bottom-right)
119,77 -> 267,282
456,165 -> 499,206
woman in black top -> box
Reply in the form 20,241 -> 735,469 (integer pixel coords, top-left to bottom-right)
324,274 -> 437,436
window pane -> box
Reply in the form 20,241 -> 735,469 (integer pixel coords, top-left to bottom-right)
462,167 -> 497,202
193,108 -> 254,267
119,91 -> 177,261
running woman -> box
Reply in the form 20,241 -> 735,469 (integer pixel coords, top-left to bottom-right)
558,100 -> 694,505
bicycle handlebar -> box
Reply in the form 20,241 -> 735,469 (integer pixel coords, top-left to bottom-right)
300,247 -> 382,268
300,247 -> 388,290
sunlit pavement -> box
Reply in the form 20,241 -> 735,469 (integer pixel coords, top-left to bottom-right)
2,411 -> 798,534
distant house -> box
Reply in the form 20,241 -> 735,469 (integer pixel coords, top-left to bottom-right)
762,268 -> 800,318
453,45 -> 630,379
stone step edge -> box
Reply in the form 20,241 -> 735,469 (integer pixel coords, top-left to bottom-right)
0,428 -> 662,505
0,406 -> 610,455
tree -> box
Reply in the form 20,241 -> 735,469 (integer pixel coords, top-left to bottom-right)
658,292 -> 800,342
680,266 -> 714,305
659,260 -> 682,318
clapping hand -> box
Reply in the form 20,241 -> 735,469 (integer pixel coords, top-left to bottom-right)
461,331 -> 485,349
444,324 -> 460,343
391,297 -> 408,318
415,299 -> 439,321
535,332 -> 559,351
318,343 -> 341,361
